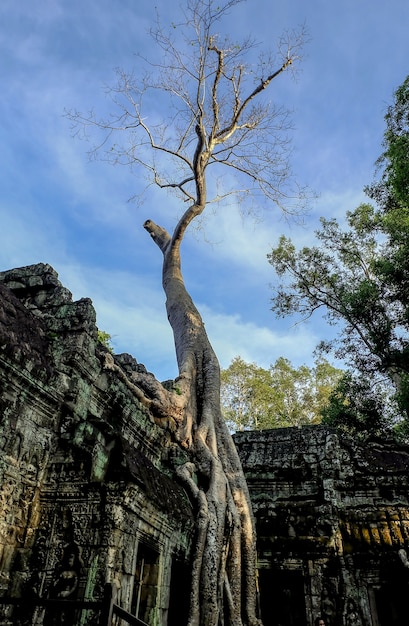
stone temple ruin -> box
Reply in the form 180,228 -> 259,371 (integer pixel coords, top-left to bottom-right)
0,263 -> 409,626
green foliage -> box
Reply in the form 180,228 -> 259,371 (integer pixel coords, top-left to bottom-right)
221,355 -> 343,432
97,330 -> 113,352
321,373 -> 396,440
269,76 -> 409,436
371,75 -> 409,209
269,206 -> 396,379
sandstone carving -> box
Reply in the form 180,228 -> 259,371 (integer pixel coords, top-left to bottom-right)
0,264 -> 408,626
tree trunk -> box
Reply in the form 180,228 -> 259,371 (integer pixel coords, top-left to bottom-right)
143,219 -> 260,626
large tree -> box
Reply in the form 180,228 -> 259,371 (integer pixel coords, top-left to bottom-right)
221,355 -> 343,431
68,2 -> 307,624
268,76 -> 409,434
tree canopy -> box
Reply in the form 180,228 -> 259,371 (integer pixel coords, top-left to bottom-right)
269,75 -> 409,437
221,355 -> 343,432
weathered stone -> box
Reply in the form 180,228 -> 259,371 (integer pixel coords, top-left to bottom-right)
234,427 -> 409,626
1,263 -> 409,626
0,264 -> 194,626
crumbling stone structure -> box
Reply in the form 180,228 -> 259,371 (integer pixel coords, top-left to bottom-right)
1,263 -> 409,626
0,264 -> 194,626
235,428 -> 409,626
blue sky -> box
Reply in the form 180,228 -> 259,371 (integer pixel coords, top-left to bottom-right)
1,0 -> 409,381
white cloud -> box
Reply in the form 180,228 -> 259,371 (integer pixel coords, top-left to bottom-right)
199,304 -> 319,372
183,204 -> 282,278
39,257 -> 321,381
2,0 -> 408,388
65,265 -> 320,379
181,184 -> 370,285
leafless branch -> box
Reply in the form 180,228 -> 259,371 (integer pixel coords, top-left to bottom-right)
65,0 -> 310,217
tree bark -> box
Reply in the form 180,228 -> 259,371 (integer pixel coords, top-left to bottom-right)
143,218 -> 260,626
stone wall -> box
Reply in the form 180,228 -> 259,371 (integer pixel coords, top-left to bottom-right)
234,427 -> 409,626
0,264 -> 194,626
2,263 -> 409,626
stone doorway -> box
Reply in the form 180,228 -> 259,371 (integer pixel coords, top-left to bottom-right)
258,568 -> 307,626
131,543 -> 160,624
375,576 -> 409,626
168,555 -> 191,626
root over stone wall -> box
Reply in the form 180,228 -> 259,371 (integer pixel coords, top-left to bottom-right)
1,264 -> 409,626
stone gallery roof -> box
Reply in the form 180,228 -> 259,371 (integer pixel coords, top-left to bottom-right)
0,277 -> 52,375
0,262 -> 193,522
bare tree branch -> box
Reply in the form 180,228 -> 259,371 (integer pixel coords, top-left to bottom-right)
65,3 -> 310,625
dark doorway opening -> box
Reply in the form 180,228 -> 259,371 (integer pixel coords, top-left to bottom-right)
131,543 -> 159,624
375,575 -> 409,626
258,568 -> 306,626
168,555 -> 190,626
